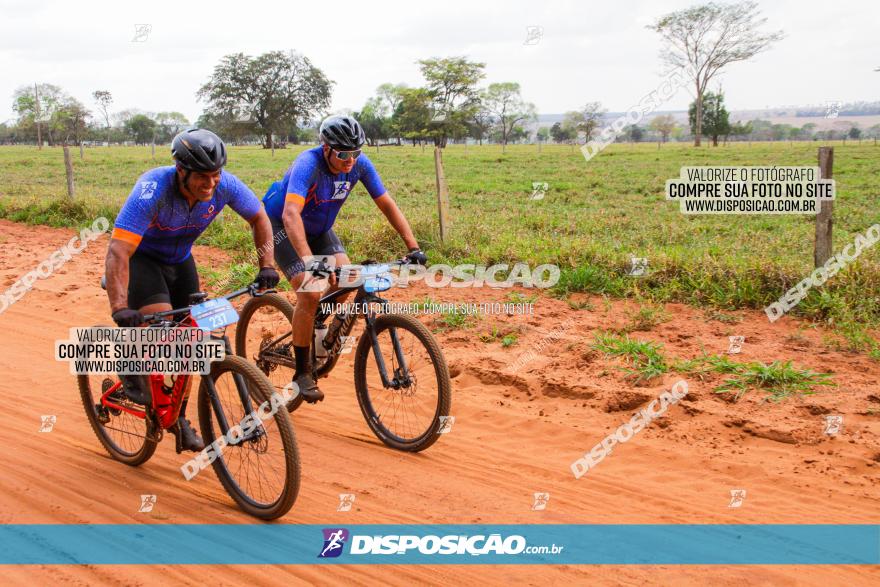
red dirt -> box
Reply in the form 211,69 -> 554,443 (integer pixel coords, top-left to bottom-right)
0,218 -> 877,585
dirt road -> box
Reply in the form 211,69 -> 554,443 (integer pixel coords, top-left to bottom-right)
0,219 -> 877,585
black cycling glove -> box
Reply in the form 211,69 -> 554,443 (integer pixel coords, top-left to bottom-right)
405,248 -> 427,266
112,308 -> 144,327
255,267 -> 280,289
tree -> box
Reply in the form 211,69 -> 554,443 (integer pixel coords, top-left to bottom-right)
849,126 -> 862,140
481,82 -> 536,151
649,114 -> 677,142
154,112 -> 190,142
196,111 -> 255,144
392,88 -> 433,145
688,91 -> 730,146
198,50 -> 333,150
13,84 -> 68,145
800,122 -> 817,140
468,104 -> 493,146
376,83 -> 407,144
124,114 -> 157,145
417,56 -> 485,147
729,121 -> 753,141
536,127 -> 550,143
113,108 -> 145,127
624,125 -> 645,142
648,1 -> 783,146
550,121 -> 576,143
353,96 -> 389,146
92,90 -> 113,145
563,102 -> 605,143
54,98 -> 91,145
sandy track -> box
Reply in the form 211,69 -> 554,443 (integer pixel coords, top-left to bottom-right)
0,219 -> 877,585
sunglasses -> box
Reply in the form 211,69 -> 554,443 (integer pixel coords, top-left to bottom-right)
332,148 -> 362,161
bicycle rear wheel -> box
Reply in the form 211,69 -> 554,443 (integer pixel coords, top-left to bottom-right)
79,372 -> 158,466
197,355 -> 300,519
354,313 -> 451,452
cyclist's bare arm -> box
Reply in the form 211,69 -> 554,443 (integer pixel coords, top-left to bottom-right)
246,208 -> 274,268
105,238 -> 137,313
280,194 -> 314,260
373,193 -> 419,250
281,194 -> 338,286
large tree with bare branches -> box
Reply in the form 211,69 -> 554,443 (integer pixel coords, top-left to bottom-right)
648,1 -> 783,146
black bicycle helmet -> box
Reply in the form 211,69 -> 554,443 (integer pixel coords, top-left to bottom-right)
171,128 -> 227,172
319,115 -> 365,150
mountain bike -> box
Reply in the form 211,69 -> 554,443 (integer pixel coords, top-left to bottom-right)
78,283 -> 300,520
235,259 -> 451,452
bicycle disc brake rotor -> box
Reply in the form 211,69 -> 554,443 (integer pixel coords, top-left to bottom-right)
394,368 -> 418,397
257,336 -> 286,374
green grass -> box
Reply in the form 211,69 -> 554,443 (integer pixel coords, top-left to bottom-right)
2,142 -> 880,342
713,360 -> 835,401
592,331 -> 670,383
674,353 -> 834,401
591,331 -> 834,399
622,302 -> 671,332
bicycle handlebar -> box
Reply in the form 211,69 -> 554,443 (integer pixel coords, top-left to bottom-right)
311,257 -> 412,279
141,283 -> 275,324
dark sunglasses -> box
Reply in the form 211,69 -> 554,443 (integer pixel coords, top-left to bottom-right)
332,148 -> 362,161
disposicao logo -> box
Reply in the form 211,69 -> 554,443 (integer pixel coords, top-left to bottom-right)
318,528 -> 350,558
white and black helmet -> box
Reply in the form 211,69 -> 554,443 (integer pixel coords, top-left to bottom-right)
319,115 -> 365,151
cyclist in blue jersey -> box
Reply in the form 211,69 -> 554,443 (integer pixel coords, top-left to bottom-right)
105,128 -> 280,452
262,115 -> 426,408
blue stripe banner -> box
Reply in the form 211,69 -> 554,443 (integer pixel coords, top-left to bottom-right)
0,524 -> 877,565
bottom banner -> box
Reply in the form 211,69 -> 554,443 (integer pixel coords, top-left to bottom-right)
0,524 -> 877,564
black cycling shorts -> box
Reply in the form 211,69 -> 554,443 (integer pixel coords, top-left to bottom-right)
128,250 -> 200,310
271,216 -> 346,280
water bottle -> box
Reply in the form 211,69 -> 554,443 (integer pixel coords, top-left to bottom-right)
314,323 -> 329,358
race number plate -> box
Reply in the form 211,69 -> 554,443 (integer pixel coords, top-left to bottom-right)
363,263 -> 393,293
191,298 -> 239,330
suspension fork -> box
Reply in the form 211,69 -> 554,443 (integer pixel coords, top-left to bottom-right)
204,335 -> 254,438
365,309 -> 412,389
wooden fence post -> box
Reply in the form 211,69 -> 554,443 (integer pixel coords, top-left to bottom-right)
63,145 -> 75,198
434,146 -> 451,242
814,147 -> 834,267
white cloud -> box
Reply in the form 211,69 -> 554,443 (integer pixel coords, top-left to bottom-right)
1,0 -> 877,124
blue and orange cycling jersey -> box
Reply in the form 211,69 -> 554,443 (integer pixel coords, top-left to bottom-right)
112,166 -> 261,264
262,146 -> 386,236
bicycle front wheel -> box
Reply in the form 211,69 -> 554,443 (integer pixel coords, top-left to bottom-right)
197,355 -> 301,519
234,293 -> 303,412
354,313 -> 451,452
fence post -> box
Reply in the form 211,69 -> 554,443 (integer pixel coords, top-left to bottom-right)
434,146 -> 451,242
63,145 -> 75,198
814,147 -> 834,267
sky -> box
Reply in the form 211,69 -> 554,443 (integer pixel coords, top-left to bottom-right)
0,0 -> 877,125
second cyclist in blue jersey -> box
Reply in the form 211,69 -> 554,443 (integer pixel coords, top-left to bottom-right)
262,115 -> 427,408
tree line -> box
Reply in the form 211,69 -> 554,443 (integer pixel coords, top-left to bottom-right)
3,2 -> 876,149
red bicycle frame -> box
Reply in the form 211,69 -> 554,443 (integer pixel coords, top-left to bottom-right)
99,315 -> 197,430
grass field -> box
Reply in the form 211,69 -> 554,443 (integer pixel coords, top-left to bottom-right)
1,141 -> 879,350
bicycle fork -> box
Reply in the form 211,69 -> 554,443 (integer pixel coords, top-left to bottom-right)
365,315 -> 413,389
203,335 -> 265,444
